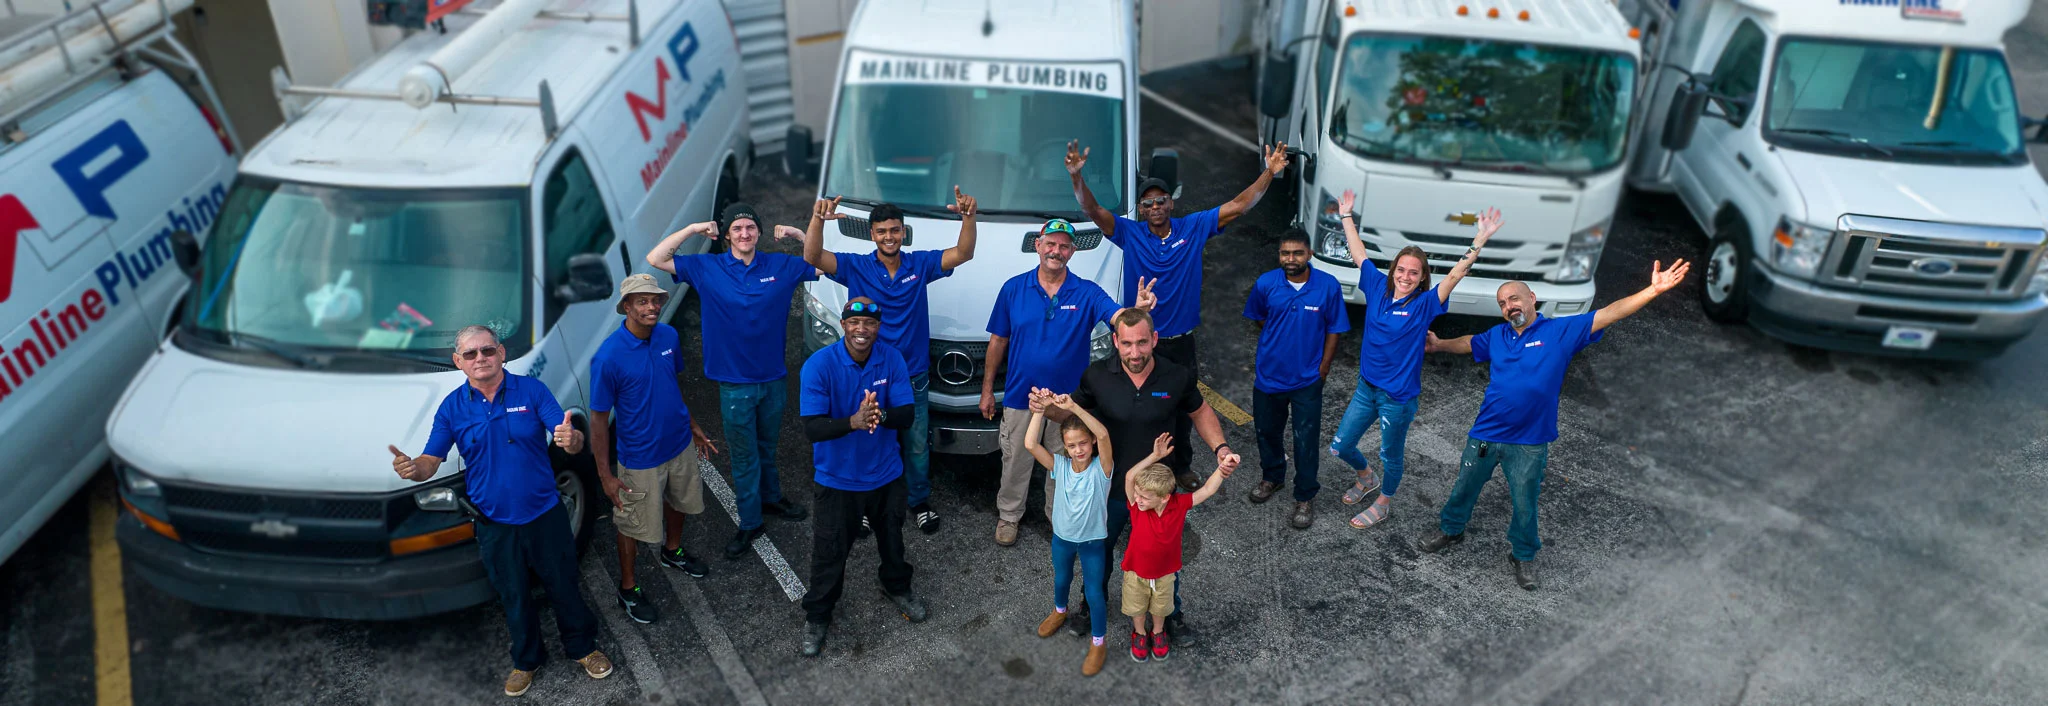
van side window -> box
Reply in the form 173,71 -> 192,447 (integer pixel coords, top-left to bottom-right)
541,150 -> 615,329
1706,19 -> 1767,125
1313,2 -> 1340,113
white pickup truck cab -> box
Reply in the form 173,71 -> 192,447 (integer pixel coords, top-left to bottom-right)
105,0 -> 751,618
783,0 -> 1150,455
1255,0 -> 1646,318
0,0 -> 238,564
1625,0 -> 2048,359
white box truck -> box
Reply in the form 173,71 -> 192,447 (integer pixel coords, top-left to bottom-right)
782,0 -> 1154,455
1253,0 -> 1647,318
104,0 -> 753,618
1623,0 -> 2048,359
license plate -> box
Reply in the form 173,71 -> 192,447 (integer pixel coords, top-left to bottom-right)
1882,326 -> 1938,350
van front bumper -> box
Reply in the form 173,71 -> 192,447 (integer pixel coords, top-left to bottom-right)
118,512 -> 493,620
928,390 -> 1001,456
1747,266 -> 2048,360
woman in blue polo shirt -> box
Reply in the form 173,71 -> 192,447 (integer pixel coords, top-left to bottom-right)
1327,190 -> 1501,530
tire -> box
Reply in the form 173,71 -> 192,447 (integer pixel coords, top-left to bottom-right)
551,418 -> 604,554
1699,225 -> 1753,324
708,166 -> 738,255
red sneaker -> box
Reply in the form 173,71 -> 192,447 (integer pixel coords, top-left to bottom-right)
1128,630 -> 1149,662
1151,630 -> 1170,661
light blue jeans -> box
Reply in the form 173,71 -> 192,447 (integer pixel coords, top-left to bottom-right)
720,379 -> 786,531
1438,438 -> 1549,561
1329,381 -> 1420,496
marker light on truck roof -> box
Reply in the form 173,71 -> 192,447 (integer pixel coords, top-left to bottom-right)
1629,27 -> 1641,39
1519,10 -> 1530,21
1487,8 -> 1499,18
1456,5 -> 1468,16
1344,3 -> 1356,17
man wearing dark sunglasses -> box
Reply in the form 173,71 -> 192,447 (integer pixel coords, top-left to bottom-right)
981,219 -> 1156,547
802,187 -> 980,535
388,324 -> 612,697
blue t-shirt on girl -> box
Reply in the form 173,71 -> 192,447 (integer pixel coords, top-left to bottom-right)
1050,454 -> 1111,543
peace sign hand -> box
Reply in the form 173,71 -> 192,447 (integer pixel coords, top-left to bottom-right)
1065,140 -> 1089,176
813,196 -> 845,222
947,185 -> 978,218
1134,277 -> 1159,311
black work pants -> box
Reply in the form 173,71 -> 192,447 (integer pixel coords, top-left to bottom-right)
801,476 -> 914,624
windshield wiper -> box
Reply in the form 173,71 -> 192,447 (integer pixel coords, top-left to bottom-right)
829,195 -> 958,220
230,332 -> 319,369
1461,159 -> 1588,189
1775,128 -> 1894,157
975,208 -> 1086,222
1897,139 -> 1975,149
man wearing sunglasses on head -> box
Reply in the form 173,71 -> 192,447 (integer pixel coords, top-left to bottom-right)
647,203 -> 815,562
1067,139 -> 1289,490
802,187 -> 980,535
388,324 -> 612,697
981,219 -> 1156,548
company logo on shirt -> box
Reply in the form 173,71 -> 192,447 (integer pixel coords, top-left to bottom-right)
506,405 -> 531,413
872,379 -> 889,385
660,348 -> 674,357
759,276 -> 777,283
1170,239 -> 1187,249
1303,305 -> 1321,312
902,274 -> 919,283
1525,340 -> 1545,348
1151,391 -> 1171,398
1388,310 -> 1410,317
1060,304 -> 1078,311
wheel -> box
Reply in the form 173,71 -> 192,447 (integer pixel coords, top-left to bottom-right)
1699,225 -> 1753,323
551,419 -> 603,553
708,166 -> 738,255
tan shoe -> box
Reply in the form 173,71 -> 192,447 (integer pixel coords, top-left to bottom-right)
578,650 -> 613,679
994,520 -> 1019,546
1036,609 -> 1068,638
1082,643 -> 1108,676
504,668 -> 534,697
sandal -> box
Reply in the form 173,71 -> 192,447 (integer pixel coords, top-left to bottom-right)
1348,498 -> 1392,529
1340,469 -> 1380,505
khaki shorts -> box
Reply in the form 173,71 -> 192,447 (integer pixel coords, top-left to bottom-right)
612,451 -> 704,544
1120,570 -> 1177,618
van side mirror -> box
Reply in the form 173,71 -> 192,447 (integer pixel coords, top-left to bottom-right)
169,229 -> 201,279
1258,53 -> 1297,120
2027,115 -> 2048,144
1292,149 -> 1316,185
784,124 -> 816,182
1661,80 -> 1711,151
556,253 -> 612,304
1145,148 -> 1182,198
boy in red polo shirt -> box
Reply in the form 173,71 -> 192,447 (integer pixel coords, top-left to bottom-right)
1121,433 -> 1232,662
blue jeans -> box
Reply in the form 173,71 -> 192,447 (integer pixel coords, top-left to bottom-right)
720,379 -> 787,531
1330,381 -> 1420,497
1050,536 -> 1108,638
473,502 -> 599,671
1253,379 -> 1325,502
1438,438 -> 1549,561
898,372 -> 931,508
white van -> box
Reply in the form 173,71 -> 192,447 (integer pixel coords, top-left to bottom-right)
0,1 -> 238,564
104,0 -> 751,618
783,0 -> 1151,455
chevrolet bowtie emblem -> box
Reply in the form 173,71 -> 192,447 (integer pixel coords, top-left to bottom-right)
1445,212 -> 1478,226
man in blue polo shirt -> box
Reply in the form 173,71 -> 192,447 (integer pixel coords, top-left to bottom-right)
801,188 -> 980,534
1242,229 -> 1349,529
796,297 -> 925,657
388,324 -> 611,698
647,202 -> 815,561
589,274 -> 723,625
980,219 -> 1155,547
1420,260 -> 1690,590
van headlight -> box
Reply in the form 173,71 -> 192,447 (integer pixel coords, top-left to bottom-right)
1551,219 -> 1609,284
1314,189 -> 1353,264
119,463 -> 161,498
2027,252 -> 2048,297
1089,323 -> 1112,362
1771,218 -> 1832,278
414,487 -> 459,512
804,291 -> 843,345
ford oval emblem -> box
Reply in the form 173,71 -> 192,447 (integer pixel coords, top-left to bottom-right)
1911,257 -> 1958,277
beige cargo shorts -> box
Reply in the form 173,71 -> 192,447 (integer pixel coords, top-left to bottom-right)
613,450 -> 704,544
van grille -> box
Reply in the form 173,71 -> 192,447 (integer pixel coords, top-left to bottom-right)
162,486 -> 384,520
159,483 -> 394,562
1822,215 -> 2046,300
1021,228 -> 1105,252
836,217 -> 915,245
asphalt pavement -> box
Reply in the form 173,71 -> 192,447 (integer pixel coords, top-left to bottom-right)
5,26 -> 2048,706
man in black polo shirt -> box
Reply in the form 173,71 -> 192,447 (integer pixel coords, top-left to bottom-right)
1042,308 -> 1239,648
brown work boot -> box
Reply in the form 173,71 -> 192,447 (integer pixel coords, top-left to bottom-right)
995,520 -> 1019,547
578,650 -> 613,679
1037,609 -> 1068,638
1290,501 -> 1314,529
1082,643 -> 1108,676
1248,480 -> 1280,504
503,668 -> 534,697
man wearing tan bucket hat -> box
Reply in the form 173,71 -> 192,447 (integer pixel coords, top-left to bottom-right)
588,273 -> 722,624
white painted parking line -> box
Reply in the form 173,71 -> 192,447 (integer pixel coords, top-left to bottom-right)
1139,86 -> 1261,154
697,458 -> 807,601
580,551 -> 664,699
659,567 -> 770,706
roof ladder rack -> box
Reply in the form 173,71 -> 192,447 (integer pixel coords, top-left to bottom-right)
454,0 -> 641,47
1,0 -> 241,151
270,67 -> 563,139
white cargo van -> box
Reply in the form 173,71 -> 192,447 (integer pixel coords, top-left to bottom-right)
783,0 -> 1151,455
1624,0 -> 2048,359
1254,0 -> 1646,318
105,0 -> 751,618
0,0 -> 238,564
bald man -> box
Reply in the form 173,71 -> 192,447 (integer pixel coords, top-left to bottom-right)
1421,260 -> 1690,590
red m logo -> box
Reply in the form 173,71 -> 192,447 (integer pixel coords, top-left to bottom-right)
0,195 -> 36,305
625,59 -> 673,142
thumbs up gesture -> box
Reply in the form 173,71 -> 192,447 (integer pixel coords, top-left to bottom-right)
553,412 -> 582,452
389,445 -> 427,481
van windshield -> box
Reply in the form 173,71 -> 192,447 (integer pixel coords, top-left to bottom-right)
822,52 -> 1127,216
1764,39 -> 2024,165
1327,34 -> 1636,174
180,179 -> 531,369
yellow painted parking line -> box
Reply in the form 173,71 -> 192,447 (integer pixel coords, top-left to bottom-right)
89,482 -> 132,706
1197,381 -> 1252,426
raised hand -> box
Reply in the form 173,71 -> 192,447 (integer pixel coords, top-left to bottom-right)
1134,277 -> 1159,311
813,196 -> 845,222
1027,387 -> 1055,414
1473,207 -> 1504,247
1264,141 -> 1290,176
1064,140 -> 1089,176
1647,259 -> 1691,295
1217,450 -> 1241,477
1051,393 -> 1076,412
389,445 -> 425,481
1337,189 -> 1356,218
1151,432 -> 1173,460
773,224 -> 806,242
553,412 -> 577,449
947,185 -> 977,217
690,220 -> 720,239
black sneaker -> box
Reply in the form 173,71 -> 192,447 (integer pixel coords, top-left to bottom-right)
801,621 -> 829,657
1163,613 -> 1199,648
1511,556 -> 1539,591
723,526 -> 765,560
617,586 -> 657,624
912,505 -> 940,534
882,589 -> 928,623
856,516 -> 872,540
763,498 -> 809,521
658,547 -> 708,578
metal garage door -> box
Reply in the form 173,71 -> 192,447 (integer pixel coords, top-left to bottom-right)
723,0 -> 791,155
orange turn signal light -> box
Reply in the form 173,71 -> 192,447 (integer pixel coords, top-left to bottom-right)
1345,5 -> 1356,16
122,497 -> 180,542
1773,229 -> 1795,248
1519,10 -> 1530,20
1457,5 -> 1469,16
1487,8 -> 1500,18
1629,27 -> 1642,39
391,522 -> 476,556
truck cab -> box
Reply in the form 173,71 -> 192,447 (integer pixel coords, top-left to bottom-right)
1255,0 -> 1646,318
785,0 -> 1142,456
1627,0 -> 2048,359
